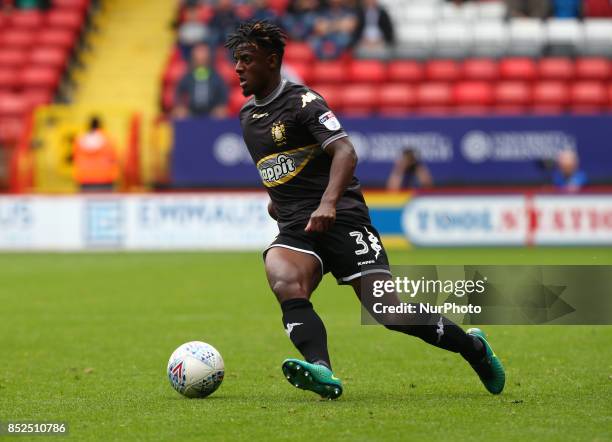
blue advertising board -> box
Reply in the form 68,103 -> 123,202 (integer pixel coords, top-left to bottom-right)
172,115 -> 612,188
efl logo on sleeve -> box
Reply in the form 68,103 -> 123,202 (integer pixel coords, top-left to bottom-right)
318,111 -> 341,131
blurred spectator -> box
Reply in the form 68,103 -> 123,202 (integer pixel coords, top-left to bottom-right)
251,0 -> 278,23
505,0 -> 551,18
73,117 -> 119,192
584,0 -> 612,16
12,0 -> 50,9
178,5 -> 211,61
283,0 -> 319,41
552,0 -> 581,17
310,0 -> 357,59
174,43 -> 228,118
352,0 -> 394,54
387,148 -> 433,191
552,149 -> 587,192
210,0 -> 240,47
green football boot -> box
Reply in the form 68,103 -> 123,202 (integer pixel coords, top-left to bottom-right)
281,359 -> 343,400
466,328 -> 506,395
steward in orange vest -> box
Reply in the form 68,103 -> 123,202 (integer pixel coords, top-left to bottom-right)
73,117 -> 119,192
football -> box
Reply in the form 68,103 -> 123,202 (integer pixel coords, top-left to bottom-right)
167,341 -> 225,398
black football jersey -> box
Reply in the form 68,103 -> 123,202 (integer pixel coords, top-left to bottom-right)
239,80 -> 370,229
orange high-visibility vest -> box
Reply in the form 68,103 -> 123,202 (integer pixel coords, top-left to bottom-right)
73,130 -> 119,185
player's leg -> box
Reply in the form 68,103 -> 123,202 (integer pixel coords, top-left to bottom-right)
351,273 -> 505,394
265,246 -> 343,398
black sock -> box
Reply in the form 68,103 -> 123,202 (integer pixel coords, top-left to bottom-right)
281,298 -> 331,369
386,315 -> 485,364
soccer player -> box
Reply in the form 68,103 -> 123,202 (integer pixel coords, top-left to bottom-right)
225,21 -> 505,399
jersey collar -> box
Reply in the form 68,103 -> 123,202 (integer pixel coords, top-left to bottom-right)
254,79 -> 287,107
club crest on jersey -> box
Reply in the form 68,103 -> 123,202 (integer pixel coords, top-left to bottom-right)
256,144 -> 320,187
318,111 -> 341,131
271,121 -> 287,146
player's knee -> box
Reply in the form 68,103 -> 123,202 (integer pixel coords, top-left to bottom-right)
270,278 -> 310,302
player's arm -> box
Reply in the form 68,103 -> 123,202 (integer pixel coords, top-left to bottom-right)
305,137 -> 357,232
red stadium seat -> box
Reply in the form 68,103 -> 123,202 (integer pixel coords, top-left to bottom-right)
46,9 -> 84,33
53,0 -> 90,12
284,42 -> 315,64
0,50 -> 28,69
10,10 -> 44,29
312,61 -> 345,84
538,58 -> 575,81
453,81 -> 494,114
462,59 -> 499,81
0,93 -> 30,116
29,47 -> 69,70
416,82 -> 453,114
341,84 -> 377,116
36,29 -> 76,51
608,83 -> 612,110
310,84 -> 342,111
387,60 -> 424,83
532,81 -> 569,114
1,30 -> 36,49
285,62 -> 312,85
19,67 -> 61,90
215,59 -> 238,87
162,86 -> 174,112
570,81 -> 607,113
575,58 -> 611,81
494,81 -> 532,114
22,89 -> 53,107
228,88 -> 249,116
425,60 -> 461,82
499,58 -> 538,82
163,58 -> 187,87
0,116 -> 25,144
348,60 -> 386,83
0,68 -> 19,90
378,84 -> 416,115
196,4 -> 214,23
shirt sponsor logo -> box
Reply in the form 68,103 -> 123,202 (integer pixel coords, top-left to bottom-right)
256,144 -> 319,187
318,111 -> 341,131
252,112 -> 269,119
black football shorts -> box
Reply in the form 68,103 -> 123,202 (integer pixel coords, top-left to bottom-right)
263,221 -> 391,284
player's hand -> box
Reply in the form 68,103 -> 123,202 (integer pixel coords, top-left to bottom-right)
267,200 -> 278,220
305,202 -> 336,232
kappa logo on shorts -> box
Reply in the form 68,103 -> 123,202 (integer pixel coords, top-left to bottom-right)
256,144 -> 321,187
364,226 -> 382,259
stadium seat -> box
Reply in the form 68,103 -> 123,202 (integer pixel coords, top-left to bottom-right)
570,81 -> 607,113
216,59 -> 238,87
434,21 -> 472,58
509,19 -> 545,57
36,29 -> 77,52
196,4 -> 214,23
0,93 -> 29,116
53,0 -> 90,12
546,19 -> 584,56
10,10 -> 44,29
340,84 -> 377,116
46,9 -> 84,33
0,30 -> 36,49
284,42 -> 315,64
472,21 -> 509,58
19,67 -> 61,90
312,61 -> 345,84
310,84 -> 342,111
581,19 -> 612,56
228,88 -> 249,116
0,117 -> 25,144
532,81 -> 569,114
387,60 -> 424,83
608,83 -> 612,110
378,84 -> 416,115
29,47 -> 69,70
395,24 -> 434,59
538,58 -> 575,81
163,58 -> 187,87
462,59 -> 499,81
0,68 -> 19,90
494,81 -> 532,114
403,3 -> 439,23
416,82 -> 453,114
425,60 -> 461,82
499,58 -> 538,82
348,60 -> 386,83
477,1 -> 508,20
575,57 -> 611,81
0,50 -> 28,69
453,81 -> 494,114
285,62 -> 312,85
22,89 -> 53,107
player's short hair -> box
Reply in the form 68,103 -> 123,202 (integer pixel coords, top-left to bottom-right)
225,20 -> 287,63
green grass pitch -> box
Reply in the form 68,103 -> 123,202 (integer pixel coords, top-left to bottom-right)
0,248 -> 611,441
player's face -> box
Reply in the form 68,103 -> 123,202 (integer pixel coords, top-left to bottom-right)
233,44 -> 276,97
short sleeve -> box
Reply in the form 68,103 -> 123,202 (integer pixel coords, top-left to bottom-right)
295,89 -> 348,149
